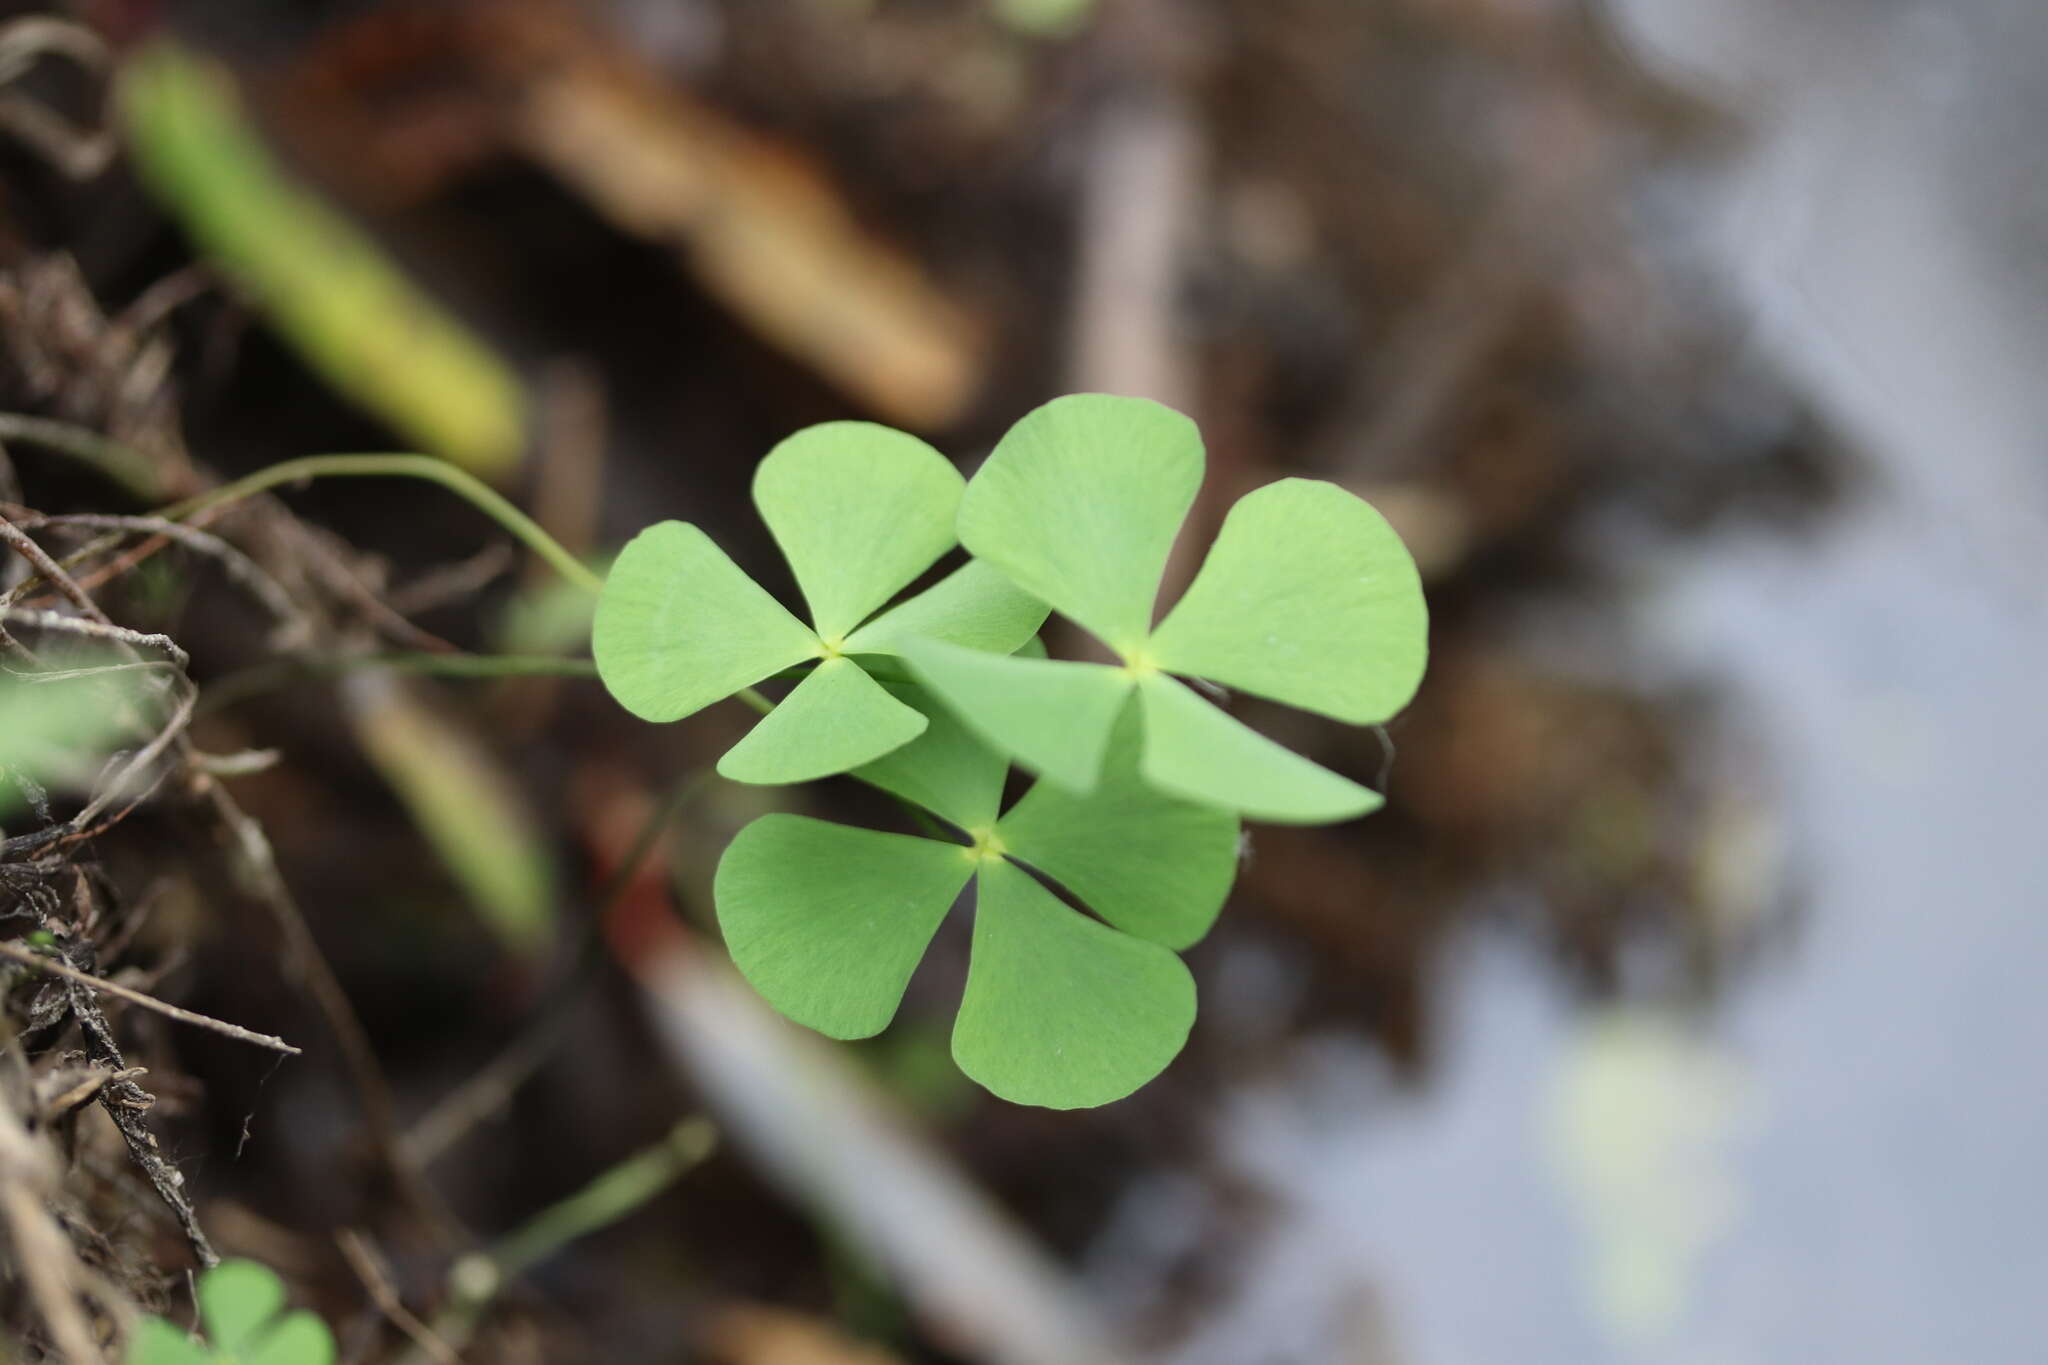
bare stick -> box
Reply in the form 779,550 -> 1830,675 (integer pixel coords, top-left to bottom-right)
337,1228 -> 464,1365
202,779 -> 465,1243
0,1092 -> 107,1364
2,510 -> 311,645
0,605 -> 188,668
0,940 -> 300,1055
0,517 -> 131,620
0,506 -> 449,1246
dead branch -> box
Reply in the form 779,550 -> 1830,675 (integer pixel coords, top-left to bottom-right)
0,940 -> 301,1056
0,1085 -> 109,1363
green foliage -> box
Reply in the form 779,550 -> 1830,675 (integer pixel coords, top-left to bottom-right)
129,1260 -> 334,1365
713,698 -> 1227,1107
592,423 -> 1046,784
347,678 -> 558,954
0,656 -> 145,820
596,393 -> 1428,1106
118,44 -> 525,477
922,394 -> 1428,821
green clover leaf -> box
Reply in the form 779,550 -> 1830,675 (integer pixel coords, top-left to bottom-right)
593,422 -> 1047,783
129,1260 -> 335,1365
905,393 -> 1428,823
713,688 -> 1237,1107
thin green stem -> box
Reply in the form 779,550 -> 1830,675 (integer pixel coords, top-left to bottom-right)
197,652 -> 598,714
149,456 -> 792,729
0,413 -> 167,501
156,454 -> 604,596
349,652 -> 598,680
409,1117 -> 716,1364
488,1118 -> 716,1278
401,766 -> 713,1168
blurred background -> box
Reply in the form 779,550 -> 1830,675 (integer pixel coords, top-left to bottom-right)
2,0 -> 2045,1362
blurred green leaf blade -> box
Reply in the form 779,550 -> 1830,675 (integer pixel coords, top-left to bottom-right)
346,676 -> 557,954
117,42 -> 526,475
0,659 -> 142,819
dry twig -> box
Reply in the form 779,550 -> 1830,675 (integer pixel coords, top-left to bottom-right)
337,1227 -> 464,1365
0,940 -> 300,1055
1,496 -> 460,1244
0,1086 -> 109,1363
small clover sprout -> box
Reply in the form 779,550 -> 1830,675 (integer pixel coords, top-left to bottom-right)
902,393 -> 1428,822
714,688 -> 1238,1108
594,422 -> 1047,784
129,1260 -> 335,1365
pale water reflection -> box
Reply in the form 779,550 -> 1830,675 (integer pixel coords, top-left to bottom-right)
1184,472 -> 2048,1364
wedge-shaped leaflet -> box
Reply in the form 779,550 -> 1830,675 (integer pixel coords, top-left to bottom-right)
754,422 -> 962,641
594,423 -> 1046,783
895,637 -> 1131,794
952,858 -> 1195,1109
241,1318 -> 333,1365
1147,478 -> 1427,724
130,1319 -> 213,1365
716,657 -> 927,785
851,684 -> 1007,831
592,521 -> 817,724
1135,673 -> 1381,823
956,393 -> 1201,654
713,685 -> 1238,1107
842,560 -> 1046,657
715,816 -> 971,1039
936,394 -> 1427,821
994,702 -> 1237,948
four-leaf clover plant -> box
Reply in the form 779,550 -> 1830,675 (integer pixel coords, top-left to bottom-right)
903,394 -> 1428,823
594,395 -> 1429,1107
593,422 -> 1046,784
716,688 -> 1238,1107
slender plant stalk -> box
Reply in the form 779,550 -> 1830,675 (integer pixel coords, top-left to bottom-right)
403,1118 -> 716,1364
338,652 -> 601,680
0,413 -> 166,500
402,767 -> 713,1167
489,1118 -> 716,1277
156,454 -> 605,595
154,454 -> 783,711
